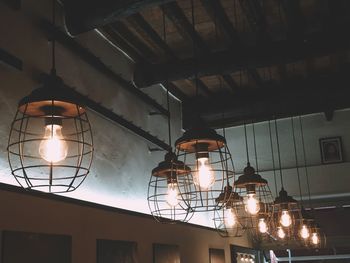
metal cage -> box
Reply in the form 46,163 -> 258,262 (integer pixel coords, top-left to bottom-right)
175,126 -> 235,212
270,188 -> 303,243
147,151 -> 195,223
7,75 -> 93,193
234,163 -> 274,241
213,186 -> 246,237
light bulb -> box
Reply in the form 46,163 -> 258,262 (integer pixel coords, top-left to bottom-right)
280,210 -> 292,227
193,157 -> 215,190
245,193 -> 260,215
224,208 -> 237,228
258,218 -> 268,233
166,182 -> 179,207
300,224 -> 310,239
277,227 -> 286,239
39,124 -> 68,163
311,232 -> 319,245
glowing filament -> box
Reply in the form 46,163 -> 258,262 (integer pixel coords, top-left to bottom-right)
280,210 -> 292,227
245,193 -> 260,215
258,218 -> 268,233
193,157 -> 215,190
300,224 -> 310,239
39,124 -> 68,163
166,182 -> 180,207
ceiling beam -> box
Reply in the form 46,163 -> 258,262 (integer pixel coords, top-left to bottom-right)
62,0 -> 176,35
182,66 -> 350,128
0,48 -> 22,70
134,31 -> 350,88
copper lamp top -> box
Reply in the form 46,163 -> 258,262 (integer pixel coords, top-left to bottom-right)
274,187 -> 298,205
234,162 -> 268,188
18,74 -> 85,117
175,124 -> 225,153
152,151 -> 191,178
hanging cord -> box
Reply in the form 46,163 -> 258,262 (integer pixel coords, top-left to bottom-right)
274,118 -> 284,188
291,117 -> 303,204
299,116 -> 312,208
190,0 -> 199,98
51,0 -> 56,74
244,123 -> 250,164
162,9 -> 172,148
252,122 -> 259,172
268,120 -> 278,196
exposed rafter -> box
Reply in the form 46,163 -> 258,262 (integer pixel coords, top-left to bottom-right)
134,30 -> 350,88
183,66 -> 350,128
62,0 -> 176,35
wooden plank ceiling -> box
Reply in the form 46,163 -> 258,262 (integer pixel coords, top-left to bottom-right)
67,0 -> 350,127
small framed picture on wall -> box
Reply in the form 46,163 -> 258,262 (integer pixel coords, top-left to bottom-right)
319,137 -> 344,164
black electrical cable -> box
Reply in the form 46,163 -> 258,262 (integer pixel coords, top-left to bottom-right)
268,120 -> 278,196
291,117 -> 303,204
274,118 -> 284,188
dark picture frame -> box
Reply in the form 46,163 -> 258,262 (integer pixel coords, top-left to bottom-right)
319,137 -> 344,164
209,248 -> 225,263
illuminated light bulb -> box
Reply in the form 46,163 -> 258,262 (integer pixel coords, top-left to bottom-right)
280,210 -> 292,227
165,183 -> 179,207
311,232 -> 319,245
39,124 -> 68,163
245,193 -> 260,215
300,224 -> 310,239
193,157 -> 215,190
244,256 -> 249,262
277,227 -> 286,239
258,218 -> 268,233
224,208 -> 237,228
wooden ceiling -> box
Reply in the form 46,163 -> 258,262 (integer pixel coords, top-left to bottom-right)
62,0 -> 350,128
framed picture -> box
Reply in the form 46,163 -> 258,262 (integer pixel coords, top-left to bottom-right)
319,137 -> 343,164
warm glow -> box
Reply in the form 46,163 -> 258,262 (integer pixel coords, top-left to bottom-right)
166,182 -> 180,207
245,193 -> 260,215
300,224 -> 310,239
277,227 -> 286,239
311,232 -> 319,245
258,218 -> 268,233
224,208 -> 237,228
39,124 -> 68,163
280,210 -> 292,227
193,157 -> 215,190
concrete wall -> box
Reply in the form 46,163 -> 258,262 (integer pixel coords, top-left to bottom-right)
0,186 -> 249,263
223,109 -> 350,206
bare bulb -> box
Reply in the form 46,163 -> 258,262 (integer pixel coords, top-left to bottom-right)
280,210 -> 292,227
39,124 -> 68,163
224,208 -> 237,228
166,182 -> 179,207
311,232 -> 319,245
258,218 -> 268,233
277,227 -> 286,239
193,157 -> 215,190
300,224 -> 310,239
245,193 -> 260,215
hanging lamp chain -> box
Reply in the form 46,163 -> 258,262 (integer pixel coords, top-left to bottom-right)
268,120 -> 278,196
162,9 -> 172,148
252,121 -> 259,172
291,117 -> 303,204
51,0 -> 56,75
299,116 -> 312,208
244,122 -> 250,164
274,118 -> 284,188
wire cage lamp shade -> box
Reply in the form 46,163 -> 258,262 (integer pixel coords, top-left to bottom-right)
7,74 -> 93,193
271,188 -> 302,242
175,124 -> 235,212
234,163 -> 274,240
213,185 -> 246,237
148,151 -> 195,223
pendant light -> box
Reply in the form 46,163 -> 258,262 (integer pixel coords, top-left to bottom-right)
234,123 -> 273,223
7,0 -> 93,193
299,116 -> 326,248
148,10 -> 194,223
291,117 -> 313,244
271,118 -> 301,240
213,112 -> 243,237
175,0 -> 234,212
